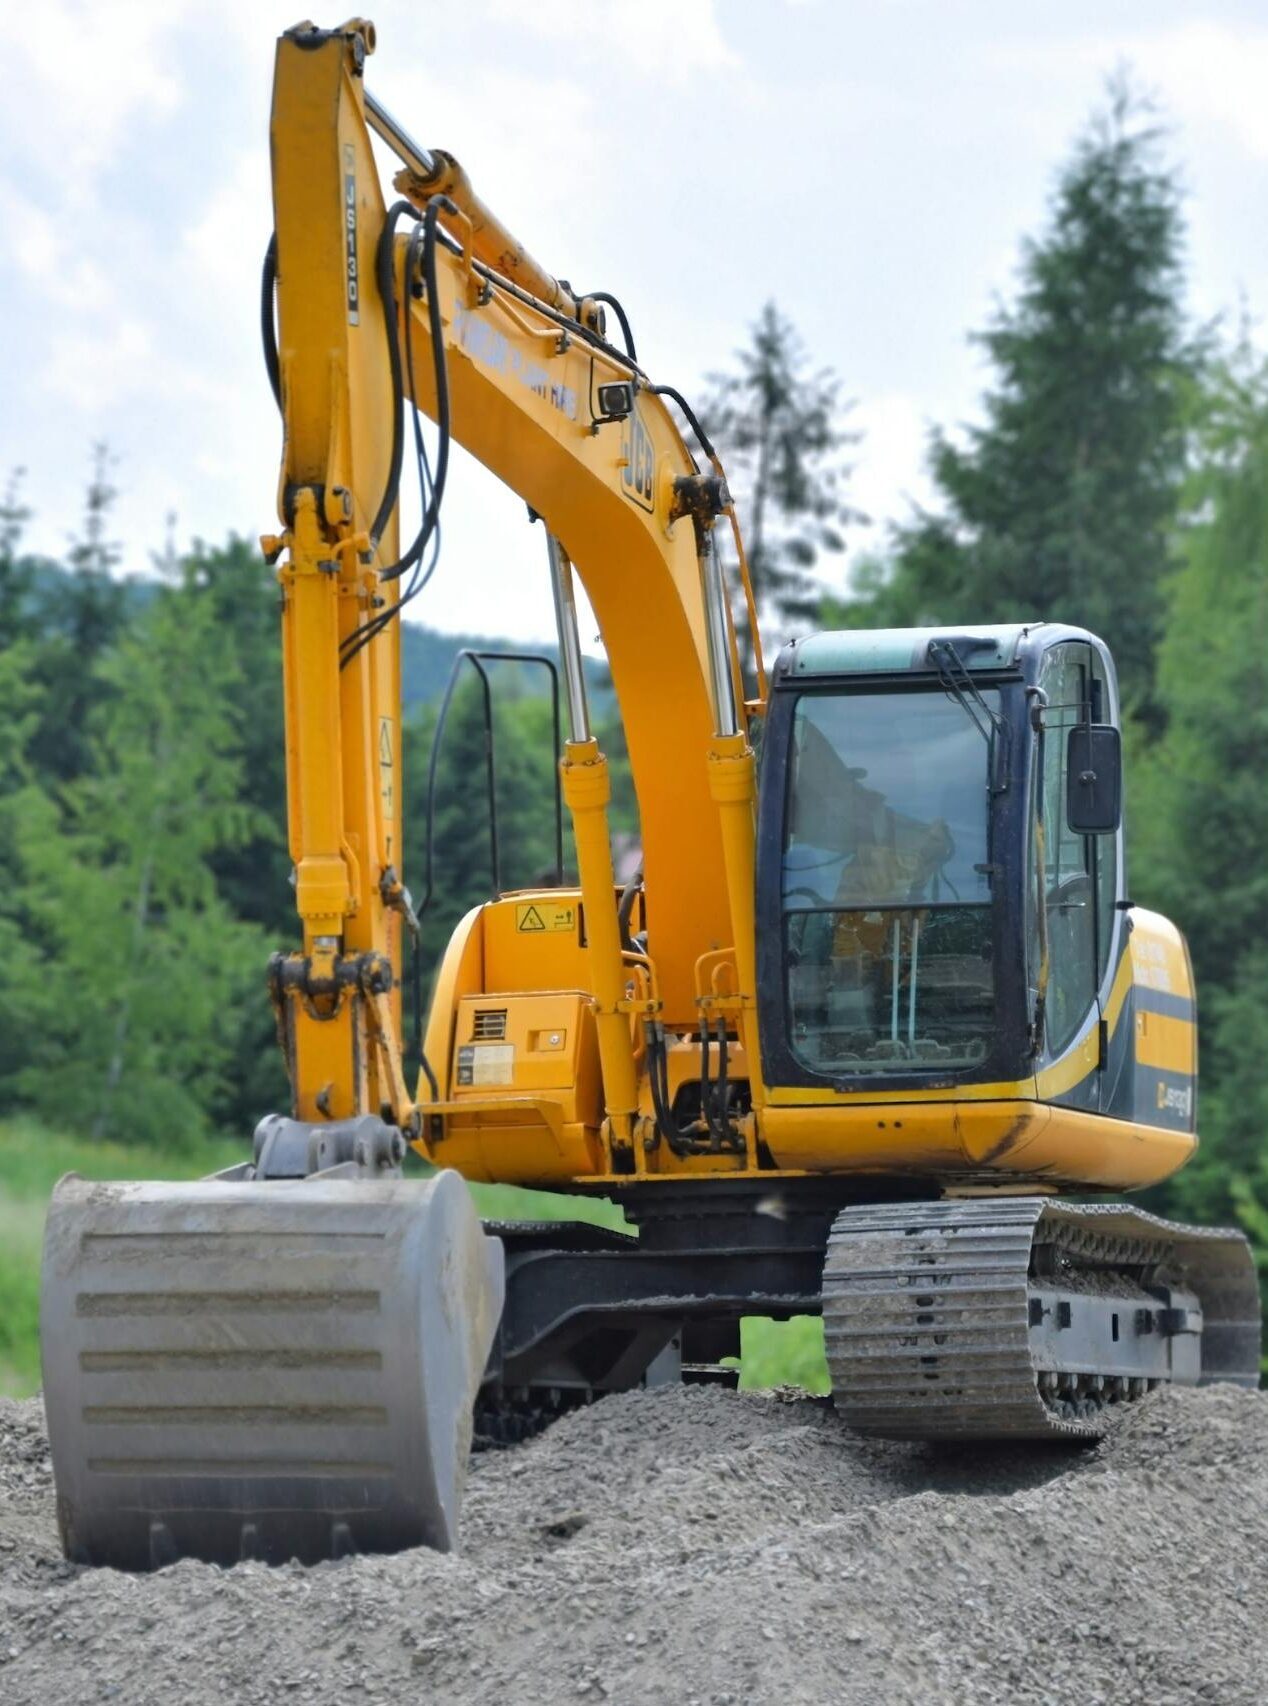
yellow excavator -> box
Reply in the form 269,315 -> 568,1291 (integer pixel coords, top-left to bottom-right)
40,19 -> 1260,1571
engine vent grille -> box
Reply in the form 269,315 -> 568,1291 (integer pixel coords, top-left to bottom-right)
472,1008 -> 508,1041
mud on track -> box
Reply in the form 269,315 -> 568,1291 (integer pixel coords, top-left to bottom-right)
1,1383 -> 1265,1705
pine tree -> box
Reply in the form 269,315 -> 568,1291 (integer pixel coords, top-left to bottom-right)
702,302 -> 859,669
31,445 -> 128,784
0,470 -> 37,771
0,471 -> 42,1097
1128,348 -> 1268,1235
0,468 -> 33,630
5,583 -> 267,1146
870,79 -> 1197,712
185,537 -> 292,939
66,442 -> 122,578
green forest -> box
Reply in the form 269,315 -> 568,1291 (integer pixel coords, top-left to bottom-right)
2,85 -> 1266,1392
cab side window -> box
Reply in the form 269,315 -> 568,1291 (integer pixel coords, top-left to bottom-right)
1089,648 -> 1119,986
1036,644 -> 1097,1054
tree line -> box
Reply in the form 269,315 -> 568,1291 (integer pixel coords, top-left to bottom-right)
0,78 -> 1265,1297
0,465 -> 628,1149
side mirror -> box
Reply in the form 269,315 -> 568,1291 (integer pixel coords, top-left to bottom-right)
1066,724 -> 1121,834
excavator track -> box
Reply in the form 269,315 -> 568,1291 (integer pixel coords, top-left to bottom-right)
822,1197 -> 1260,1441
41,1170 -> 504,1570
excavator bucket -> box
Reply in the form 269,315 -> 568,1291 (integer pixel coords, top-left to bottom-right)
40,1168 -> 504,1570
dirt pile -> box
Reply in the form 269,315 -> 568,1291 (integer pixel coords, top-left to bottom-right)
2,1384 -> 1266,1705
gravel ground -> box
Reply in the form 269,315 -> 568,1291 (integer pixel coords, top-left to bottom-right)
1,1383 -> 1265,1705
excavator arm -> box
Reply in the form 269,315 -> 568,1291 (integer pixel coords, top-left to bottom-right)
264,18 -> 763,1154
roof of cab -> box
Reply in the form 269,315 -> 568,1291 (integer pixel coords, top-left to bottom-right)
783,623 -> 1044,679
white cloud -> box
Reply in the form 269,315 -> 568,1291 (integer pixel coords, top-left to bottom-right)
45,318 -> 158,412
0,179 -> 113,307
487,0 -> 740,82
181,148 -> 272,292
848,391 -> 936,537
371,65 -> 602,232
8,1 -> 184,192
1131,21 -> 1268,161
987,19 -> 1268,162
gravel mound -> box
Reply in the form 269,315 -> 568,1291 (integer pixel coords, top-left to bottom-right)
2,1384 -> 1266,1705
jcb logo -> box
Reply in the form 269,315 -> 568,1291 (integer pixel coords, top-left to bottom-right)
620,407 -> 655,512
1156,1080 -> 1193,1120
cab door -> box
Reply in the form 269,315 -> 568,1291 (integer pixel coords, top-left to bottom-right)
1030,641 -> 1118,1107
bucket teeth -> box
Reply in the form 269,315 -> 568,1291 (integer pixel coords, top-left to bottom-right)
40,1169 -> 505,1571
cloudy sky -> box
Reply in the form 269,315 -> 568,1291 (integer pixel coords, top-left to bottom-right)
4,1 -> 1267,644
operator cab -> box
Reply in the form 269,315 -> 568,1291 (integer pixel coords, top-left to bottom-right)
755,623 -> 1124,1097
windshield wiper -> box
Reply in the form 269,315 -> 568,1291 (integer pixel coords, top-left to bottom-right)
927,637 -> 1009,795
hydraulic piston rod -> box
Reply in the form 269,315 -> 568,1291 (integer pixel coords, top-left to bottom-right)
364,89 -> 438,180
373,88 -> 579,317
547,534 -> 592,744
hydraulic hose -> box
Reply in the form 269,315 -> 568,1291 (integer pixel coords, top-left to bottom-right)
367,199 -> 415,554
261,234 -> 280,411
648,384 -> 716,462
341,194 -> 457,669
378,195 -> 456,582
584,290 -> 637,362
644,1021 -> 700,1158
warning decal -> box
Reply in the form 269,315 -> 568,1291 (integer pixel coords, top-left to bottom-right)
378,716 -> 395,836
456,1043 -> 515,1086
515,901 -> 576,934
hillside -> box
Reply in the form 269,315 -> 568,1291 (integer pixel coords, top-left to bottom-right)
17,555 -> 610,710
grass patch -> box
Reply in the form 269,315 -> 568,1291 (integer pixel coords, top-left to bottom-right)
0,1119 -> 827,1399
0,1119 -> 245,1198
465,1179 -> 628,1232
0,1193 -> 43,1397
0,1120 -> 246,1397
738,1315 -> 830,1394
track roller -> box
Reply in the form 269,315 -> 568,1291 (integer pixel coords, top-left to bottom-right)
822,1197 -> 1260,1441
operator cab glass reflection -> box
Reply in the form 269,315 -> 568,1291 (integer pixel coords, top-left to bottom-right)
782,690 -> 995,1074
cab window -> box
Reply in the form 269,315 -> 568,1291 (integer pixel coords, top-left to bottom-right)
1089,648 -> 1118,985
1033,644 -> 1097,1054
781,688 -> 995,1075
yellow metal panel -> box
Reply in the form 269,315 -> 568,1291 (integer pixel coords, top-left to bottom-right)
1128,908 -> 1196,1004
451,992 -> 600,1105
431,1117 -> 603,1186
429,991 -> 604,1183
1135,1010 -> 1197,1074
483,891 -> 590,996
420,905 -> 485,1100
760,1100 -> 1194,1190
